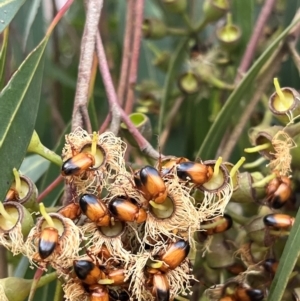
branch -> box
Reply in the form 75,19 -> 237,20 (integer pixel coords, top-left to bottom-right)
235,0 -> 276,82
95,31 -> 160,159
124,0 -> 145,114
117,0 -> 134,108
71,0 -> 103,131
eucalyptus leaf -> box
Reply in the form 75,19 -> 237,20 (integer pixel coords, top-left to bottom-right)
0,36 -> 48,202
19,154 -> 50,183
0,27 -> 9,89
0,0 -> 26,33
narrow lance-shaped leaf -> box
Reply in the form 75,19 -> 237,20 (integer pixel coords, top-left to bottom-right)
197,16 -> 300,160
0,0 -> 26,33
0,36 -> 49,202
0,27 -> 9,89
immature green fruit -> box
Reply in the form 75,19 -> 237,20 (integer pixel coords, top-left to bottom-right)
0,273 -> 56,301
177,71 -> 201,94
216,23 -> 241,51
269,87 -> 300,124
203,0 -> 229,24
142,18 -> 167,39
120,113 -> 152,147
162,0 -> 187,13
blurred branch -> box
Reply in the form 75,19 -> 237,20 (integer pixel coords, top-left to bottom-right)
71,0 -> 103,132
117,0 -> 134,108
235,0 -> 276,83
96,31 -> 160,159
96,31 -> 121,134
124,0 -> 145,115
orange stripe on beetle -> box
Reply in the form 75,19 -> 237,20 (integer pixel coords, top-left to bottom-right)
263,213 -> 294,229
61,152 -> 95,176
38,227 -> 59,259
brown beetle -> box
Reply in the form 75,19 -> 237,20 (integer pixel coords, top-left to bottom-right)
89,284 -> 109,301
152,273 -> 170,301
79,194 -> 111,226
263,213 -> 294,229
58,202 -> 81,221
73,260 -> 106,285
134,166 -> 167,204
265,176 -> 292,209
38,227 -> 59,260
108,197 -> 147,224
176,161 -> 213,185
61,152 -> 95,177
157,239 -> 190,272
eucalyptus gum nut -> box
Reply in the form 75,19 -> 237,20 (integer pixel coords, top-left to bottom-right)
205,234 -> 235,268
0,273 -> 56,301
269,87 -> 300,124
203,0 -> 229,24
153,51 -> 171,72
231,172 -> 265,203
120,113 -> 152,148
244,210 -> 273,247
223,162 -> 239,192
142,18 -> 167,40
202,261 -> 220,284
248,125 -> 283,160
216,24 -> 241,51
162,0 -> 187,13
177,71 -> 201,95
11,175 -> 39,212
0,202 -> 34,237
250,242 -> 269,263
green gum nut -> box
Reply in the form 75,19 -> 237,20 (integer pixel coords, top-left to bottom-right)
244,206 -> 273,247
250,241 -> 269,263
142,18 -> 168,39
162,0 -> 187,13
6,175 -> 39,213
248,125 -> 282,160
203,0 -> 229,24
0,202 -> 34,237
153,51 -> 171,73
177,71 -> 201,94
205,234 -> 235,268
0,273 -> 56,301
269,87 -> 300,124
120,113 -> 152,147
231,172 -> 266,203
216,23 -> 241,51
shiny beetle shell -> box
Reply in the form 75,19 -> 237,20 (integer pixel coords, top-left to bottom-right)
263,213 -> 294,229
61,152 -> 95,176
73,260 -> 105,285
134,166 -> 167,204
38,227 -> 59,260
152,274 -> 170,301
79,194 -> 110,226
176,161 -> 213,185
108,197 -> 147,223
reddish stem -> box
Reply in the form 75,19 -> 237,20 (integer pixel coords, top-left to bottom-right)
46,0 -> 74,37
38,176 -> 64,203
124,0 -> 145,114
236,0 -> 276,82
118,0 -> 134,107
95,31 -> 160,159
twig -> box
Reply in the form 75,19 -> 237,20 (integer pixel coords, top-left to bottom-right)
124,0 -> 145,115
287,40 -> 300,73
117,0 -> 134,107
96,31 -> 121,134
37,176 -> 64,203
71,0 -> 103,131
235,0 -> 276,83
99,113 -> 112,133
95,31 -> 160,159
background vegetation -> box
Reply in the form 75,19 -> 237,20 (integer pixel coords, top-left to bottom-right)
0,0 -> 300,300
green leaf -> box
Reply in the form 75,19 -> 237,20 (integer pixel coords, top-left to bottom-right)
0,0 -> 26,33
0,36 -> 48,202
22,0 -> 42,50
197,16 -> 300,160
19,154 -> 50,183
0,27 -> 9,89
267,207 -> 300,301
